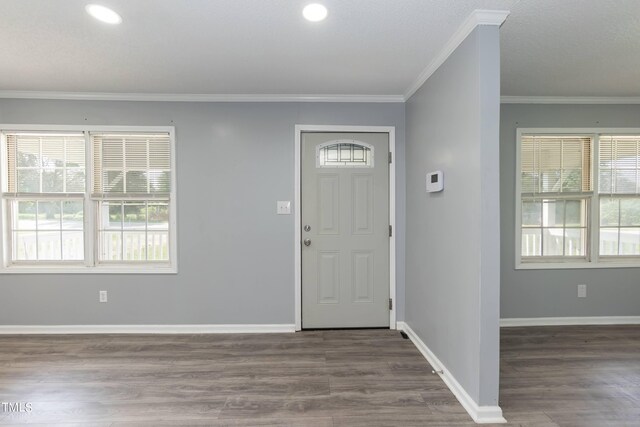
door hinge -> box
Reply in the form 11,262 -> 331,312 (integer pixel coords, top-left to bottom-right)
389,225 -> 392,237
388,152 -> 392,164
389,298 -> 393,310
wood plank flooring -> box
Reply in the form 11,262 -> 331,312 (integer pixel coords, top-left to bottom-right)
500,325 -> 640,427
0,326 -> 638,425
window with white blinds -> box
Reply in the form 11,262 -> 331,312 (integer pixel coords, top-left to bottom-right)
598,136 -> 640,257
6,133 -> 86,194
517,130 -> 640,268
520,135 -> 592,194
92,133 -> 171,197
520,135 -> 592,261
1,127 -> 176,272
4,133 -> 86,262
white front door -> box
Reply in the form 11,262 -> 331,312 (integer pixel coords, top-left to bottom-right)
301,132 -> 390,329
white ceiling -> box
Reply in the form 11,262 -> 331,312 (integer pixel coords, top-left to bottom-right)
501,0 -> 640,97
0,0 -> 638,98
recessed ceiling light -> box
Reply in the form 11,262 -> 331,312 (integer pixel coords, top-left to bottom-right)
85,4 -> 122,25
303,3 -> 328,22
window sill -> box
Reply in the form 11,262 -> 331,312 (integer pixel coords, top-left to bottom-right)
0,264 -> 177,274
516,261 -> 640,270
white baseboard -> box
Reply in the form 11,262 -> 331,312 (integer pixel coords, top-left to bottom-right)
500,316 -> 640,327
397,321 -> 506,424
0,324 -> 296,334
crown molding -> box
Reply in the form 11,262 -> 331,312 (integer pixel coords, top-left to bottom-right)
403,9 -> 510,101
501,96 -> 640,104
0,90 -> 404,103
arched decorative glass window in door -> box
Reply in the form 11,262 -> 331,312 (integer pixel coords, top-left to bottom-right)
316,140 -> 374,168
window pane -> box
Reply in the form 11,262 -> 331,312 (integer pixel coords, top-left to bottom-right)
101,231 -> 122,261
62,201 -> 84,230
599,169 -> 613,193
619,228 -> 640,256
17,169 -> 39,192
66,139 -> 85,167
125,171 -> 148,193
38,230 -> 61,260
565,200 -> 586,227
104,171 -> 124,193
17,138 -> 39,167
620,199 -> 640,226
564,228 -> 586,256
65,169 -> 85,192
62,231 -> 84,260
318,142 -> 372,167
42,138 -> 64,167
149,171 -> 171,193
148,203 -> 169,229
561,169 -> 582,192
615,170 -> 637,193
147,231 -> 169,261
13,232 -> 37,260
124,202 -> 146,229
123,231 -> 146,260
540,171 -> 561,192
521,229 -> 541,256
37,201 -> 61,230
102,202 -> 122,230
11,135 -> 85,195
543,228 -> 564,256
42,170 -> 64,192
16,201 -> 37,230
543,200 -> 564,227
600,228 -> 619,256
94,133 -> 171,195
600,198 -> 619,226
521,172 -> 538,194
522,201 -> 541,226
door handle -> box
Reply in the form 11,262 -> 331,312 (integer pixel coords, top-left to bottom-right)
303,239 -> 311,247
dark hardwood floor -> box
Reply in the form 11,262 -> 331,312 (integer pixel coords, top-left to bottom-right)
0,326 -> 638,425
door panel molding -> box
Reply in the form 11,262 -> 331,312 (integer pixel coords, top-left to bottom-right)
294,125 -> 396,331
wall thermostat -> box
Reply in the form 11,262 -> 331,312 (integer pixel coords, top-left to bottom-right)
426,171 -> 444,192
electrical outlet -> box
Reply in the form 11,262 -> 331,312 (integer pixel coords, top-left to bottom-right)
577,284 -> 587,298
99,290 -> 108,303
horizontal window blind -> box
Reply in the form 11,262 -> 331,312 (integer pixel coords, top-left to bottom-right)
92,133 -> 171,198
599,136 -> 640,194
5,133 -> 85,195
521,135 -> 592,194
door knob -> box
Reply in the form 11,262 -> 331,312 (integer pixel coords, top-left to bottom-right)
303,239 -> 311,246
304,225 -> 311,232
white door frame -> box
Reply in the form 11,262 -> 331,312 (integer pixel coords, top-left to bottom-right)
294,125 -> 396,331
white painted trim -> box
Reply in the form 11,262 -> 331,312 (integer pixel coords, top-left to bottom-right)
397,322 -> 506,424
404,9 -> 510,101
502,96 -> 640,105
500,316 -> 640,327
0,91 -> 404,104
294,125 -> 397,331
0,324 -> 296,335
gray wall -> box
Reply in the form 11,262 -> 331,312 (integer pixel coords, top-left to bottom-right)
501,103 -> 640,318
0,99 -> 405,325
405,26 -> 502,406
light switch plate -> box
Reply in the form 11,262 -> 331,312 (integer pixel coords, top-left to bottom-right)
277,201 -> 291,215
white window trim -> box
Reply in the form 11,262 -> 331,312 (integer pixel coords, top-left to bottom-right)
0,124 -> 177,274
516,128 -> 640,270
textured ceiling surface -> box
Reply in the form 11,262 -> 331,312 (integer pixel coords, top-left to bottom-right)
500,0 -> 640,96
0,0 -> 638,97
